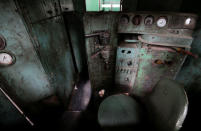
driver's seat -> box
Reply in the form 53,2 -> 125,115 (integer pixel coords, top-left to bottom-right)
98,79 -> 188,131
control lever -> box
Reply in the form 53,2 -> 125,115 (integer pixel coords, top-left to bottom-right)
85,31 -> 110,45
138,35 -> 198,58
91,47 -> 106,59
172,47 -> 198,58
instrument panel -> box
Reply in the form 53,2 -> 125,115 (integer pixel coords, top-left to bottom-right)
118,12 -> 197,38
84,12 -> 197,97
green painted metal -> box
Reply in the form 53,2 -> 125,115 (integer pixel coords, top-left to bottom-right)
85,0 -> 121,11
0,0 -> 54,103
133,45 -> 187,96
144,79 -> 188,131
16,0 -> 77,103
141,34 -> 193,48
84,12 -> 195,97
64,12 -> 87,73
0,0 -> 86,126
118,13 -> 197,37
115,42 -> 187,96
115,44 -> 139,93
176,29 -> 201,91
83,13 -> 118,94
85,0 -> 100,11
98,94 -> 142,130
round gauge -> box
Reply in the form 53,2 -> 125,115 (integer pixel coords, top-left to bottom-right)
144,15 -> 154,25
120,15 -> 129,24
132,15 -> 142,25
0,53 -> 14,66
157,17 -> 167,28
185,18 -> 191,25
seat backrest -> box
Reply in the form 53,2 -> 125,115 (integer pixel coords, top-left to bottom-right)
144,79 -> 188,131
98,94 -> 142,131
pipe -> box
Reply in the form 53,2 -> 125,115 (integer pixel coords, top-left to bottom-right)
0,88 -> 34,126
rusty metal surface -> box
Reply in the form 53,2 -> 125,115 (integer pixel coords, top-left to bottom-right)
116,12 -> 196,96
83,13 -> 118,94
114,42 -> 187,96
84,12 -> 195,97
133,45 -> 187,96
16,0 -> 77,103
0,0 -> 54,103
115,44 -> 139,93
118,12 -> 197,38
176,29 -> 201,91
140,34 -> 193,48
17,0 -> 61,24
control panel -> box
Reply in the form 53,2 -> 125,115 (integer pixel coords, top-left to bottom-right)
118,12 -> 197,38
116,12 -> 197,96
84,12 -> 197,97
115,44 -> 139,93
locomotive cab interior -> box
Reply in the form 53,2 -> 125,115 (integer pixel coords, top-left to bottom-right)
0,0 -> 201,131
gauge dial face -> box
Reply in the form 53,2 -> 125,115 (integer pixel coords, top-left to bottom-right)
132,15 -> 142,25
0,53 -> 13,66
120,15 -> 129,24
157,17 -> 167,27
185,18 -> 191,25
144,16 -> 154,25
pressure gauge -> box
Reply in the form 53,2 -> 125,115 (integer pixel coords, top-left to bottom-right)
132,15 -> 142,25
0,52 -> 15,66
185,18 -> 191,25
120,15 -> 129,25
144,15 -> 154,25
157,17 -> 167,28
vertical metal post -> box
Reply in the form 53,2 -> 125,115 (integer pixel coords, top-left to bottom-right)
111,1 -> 112,11
99,0 -> 101,11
